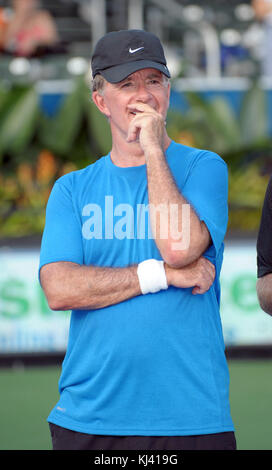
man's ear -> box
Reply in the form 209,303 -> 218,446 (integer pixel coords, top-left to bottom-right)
92,91 -> 110,118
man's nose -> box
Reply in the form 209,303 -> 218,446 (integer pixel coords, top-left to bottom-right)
135,83 -> 152,102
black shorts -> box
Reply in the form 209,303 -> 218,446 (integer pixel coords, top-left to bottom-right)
49,423 -> 236,450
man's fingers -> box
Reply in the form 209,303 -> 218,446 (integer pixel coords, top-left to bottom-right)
192,286 -> 201,295
127,114 -> 144,142
127,124 -> 140,142
128,102 -> 156,114
126,102 -> 166,146
126,113 -> 154,142
192,281 -> 211,295
127,103 -> 164,122
192,258 -> 215,294
192,284 -> 210,295
200,258 -> 215,279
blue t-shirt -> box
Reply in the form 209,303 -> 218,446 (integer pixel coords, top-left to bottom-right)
39,140 -> 234,436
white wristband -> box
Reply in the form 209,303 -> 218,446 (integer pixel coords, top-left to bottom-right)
137,259 -> 168,295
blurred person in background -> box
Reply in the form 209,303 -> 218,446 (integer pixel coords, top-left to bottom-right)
0,0 -> 59,56
256,177 -> 272,314
252,0 -> 272,76
39,29 -> 236,451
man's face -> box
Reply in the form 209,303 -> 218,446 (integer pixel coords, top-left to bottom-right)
97,68 -> 170,140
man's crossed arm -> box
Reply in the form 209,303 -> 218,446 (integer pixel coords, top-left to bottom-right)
40,257 -> 215,311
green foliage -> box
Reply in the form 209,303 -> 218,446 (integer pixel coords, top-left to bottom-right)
38,79 -> 85,155
239,81 -> 268,145
183,92 -> 241,153
168,81 -> 270,155
0,85 -> 39,157
0,77 -> 113,238
0,77 -> 112,168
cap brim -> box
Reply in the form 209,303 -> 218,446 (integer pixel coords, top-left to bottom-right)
99,60 -> 171,83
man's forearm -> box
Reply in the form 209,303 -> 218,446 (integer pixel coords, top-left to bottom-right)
256,274 -> 272,316
40,256 -> 215,312
145,147 -> 210,268
40,262 -> 141,311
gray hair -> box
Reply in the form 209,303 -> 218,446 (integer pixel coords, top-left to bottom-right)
91,74 -> 106,94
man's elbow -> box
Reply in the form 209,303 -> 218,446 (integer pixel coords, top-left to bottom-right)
49,301 -> 63,311
44,290 -> 70,311
256,278 -> 272,316
40,263 -> 75,311
257,298 -> 272,316
162,235 -> 210,268
40,278 -> 70,310
257,294 -> 272,316
42,283 -> 97,311
161,243 -> 193,268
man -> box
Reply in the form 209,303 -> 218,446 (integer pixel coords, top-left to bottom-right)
39,29 -> 236,450
252,0 -> 272,76
1,0 -> 59,57
257,176 -> 272,314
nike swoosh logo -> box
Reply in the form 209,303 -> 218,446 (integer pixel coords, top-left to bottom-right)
129,47 -> 144,54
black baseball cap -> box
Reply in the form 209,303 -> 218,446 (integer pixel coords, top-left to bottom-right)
91,29 -> 171,83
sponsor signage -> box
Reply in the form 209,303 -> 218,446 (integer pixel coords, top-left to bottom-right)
221,241 -> 272,345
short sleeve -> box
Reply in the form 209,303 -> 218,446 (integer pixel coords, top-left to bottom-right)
39,179 -> 84,280
257,176 -> 272,278
182,152 -> 228,259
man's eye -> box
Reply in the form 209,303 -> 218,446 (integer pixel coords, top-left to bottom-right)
121,82 -> 132,88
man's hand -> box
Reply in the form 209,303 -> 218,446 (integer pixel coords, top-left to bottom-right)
126,102 -> 165,153
165,257 -> 216,295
